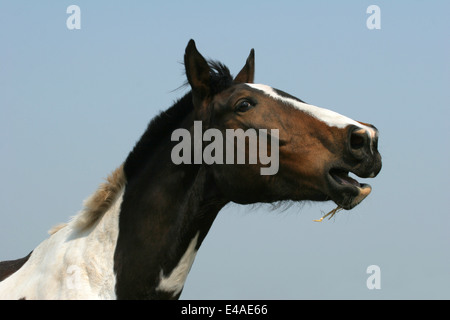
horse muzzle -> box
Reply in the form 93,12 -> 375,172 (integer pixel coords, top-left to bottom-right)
326,124 -> 382,209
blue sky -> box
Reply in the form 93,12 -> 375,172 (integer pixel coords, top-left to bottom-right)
1,1 -> 449,299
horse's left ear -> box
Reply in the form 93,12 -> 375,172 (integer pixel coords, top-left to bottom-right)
234,49 -> 255,84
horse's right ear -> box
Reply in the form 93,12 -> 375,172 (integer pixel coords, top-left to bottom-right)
184,40 -> 211,104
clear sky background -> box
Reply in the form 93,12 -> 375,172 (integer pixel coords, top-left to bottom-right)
0,1 -> 449,299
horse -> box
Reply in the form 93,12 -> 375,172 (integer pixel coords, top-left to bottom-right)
0,40 -> 381,299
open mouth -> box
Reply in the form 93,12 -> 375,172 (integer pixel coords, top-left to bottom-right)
328,169 -> 372,209
330,169 -> 362,187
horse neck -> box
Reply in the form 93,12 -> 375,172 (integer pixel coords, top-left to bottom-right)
113,141 -> 227,299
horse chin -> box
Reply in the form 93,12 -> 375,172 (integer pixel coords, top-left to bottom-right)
326,169 -> 373,210
334,183 -> 372,210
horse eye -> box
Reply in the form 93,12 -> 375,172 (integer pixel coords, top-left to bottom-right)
235,100 -> 255,113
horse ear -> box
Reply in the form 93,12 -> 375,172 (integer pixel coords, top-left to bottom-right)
184,40 -> 211,102
234,49 -> 255,84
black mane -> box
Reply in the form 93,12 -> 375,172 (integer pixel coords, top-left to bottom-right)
206,60 -> 233,94
123,60 -> 233,179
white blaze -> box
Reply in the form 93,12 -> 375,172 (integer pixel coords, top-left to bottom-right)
246,83 -> 375,135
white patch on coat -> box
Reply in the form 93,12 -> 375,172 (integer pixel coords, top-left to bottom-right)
247,83 -> 376,135
0,190 -> 124,300
156,232 -> 199,297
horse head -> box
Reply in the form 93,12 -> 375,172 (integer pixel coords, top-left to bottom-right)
184,39 -> 381,210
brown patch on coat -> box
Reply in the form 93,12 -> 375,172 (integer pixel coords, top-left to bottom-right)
0,252 -> 32,282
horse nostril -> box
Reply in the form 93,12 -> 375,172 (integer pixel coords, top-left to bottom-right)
350,130 -> 366,150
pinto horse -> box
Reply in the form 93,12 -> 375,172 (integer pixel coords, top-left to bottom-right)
0,40 -> 381,299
